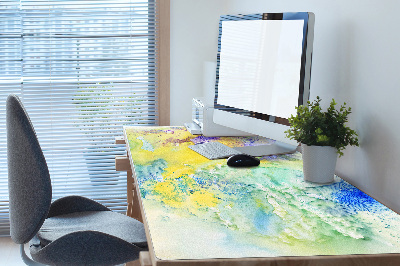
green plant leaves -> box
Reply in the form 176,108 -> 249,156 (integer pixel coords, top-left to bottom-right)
285,96 -> 359,157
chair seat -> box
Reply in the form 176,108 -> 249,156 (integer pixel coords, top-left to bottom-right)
37,211 -> 147,248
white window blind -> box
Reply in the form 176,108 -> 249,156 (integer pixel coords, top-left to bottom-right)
0,0 -> 159,236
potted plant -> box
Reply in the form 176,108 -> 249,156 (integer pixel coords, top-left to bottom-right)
285,96 -> 359,183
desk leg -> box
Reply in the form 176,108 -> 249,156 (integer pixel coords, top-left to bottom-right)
126,169 -> 134,217
125,172 -> 146,266
127,169 -> 143,223
139,252 -> 152,266
124,252 -> 151,266
115,154 -> 143,222
117,138 -> 147,266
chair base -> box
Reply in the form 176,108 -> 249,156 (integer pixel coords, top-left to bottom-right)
20,244 -> 45,266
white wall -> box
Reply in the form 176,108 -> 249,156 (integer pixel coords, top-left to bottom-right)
170,0 -> 228,125
170,0 -> 400,213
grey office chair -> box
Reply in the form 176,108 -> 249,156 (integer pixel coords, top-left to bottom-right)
6,94 -> 148,265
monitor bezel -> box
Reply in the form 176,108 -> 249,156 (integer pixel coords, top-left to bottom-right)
213,12 -> 314,125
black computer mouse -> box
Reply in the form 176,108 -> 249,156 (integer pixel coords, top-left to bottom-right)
227,154 -> 260,167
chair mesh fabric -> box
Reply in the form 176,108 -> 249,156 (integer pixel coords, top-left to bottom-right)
30,230 -> 145,266
37,211 -> 147,248
6,94 -> 52,244
47,195 -> 111,218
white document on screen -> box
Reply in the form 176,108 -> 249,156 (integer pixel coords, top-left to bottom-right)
217,19 -> 304,119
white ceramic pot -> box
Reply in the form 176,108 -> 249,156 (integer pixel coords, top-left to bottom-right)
302,144 -> 338,183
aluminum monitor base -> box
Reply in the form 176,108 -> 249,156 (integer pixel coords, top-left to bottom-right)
233,141 -> 298,157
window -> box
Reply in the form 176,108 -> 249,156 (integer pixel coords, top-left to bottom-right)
0,0 -> 169,236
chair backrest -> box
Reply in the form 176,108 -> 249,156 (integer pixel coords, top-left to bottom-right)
7,94 -> 52,244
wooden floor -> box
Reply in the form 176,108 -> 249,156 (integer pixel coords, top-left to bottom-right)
0,237 -> 26,266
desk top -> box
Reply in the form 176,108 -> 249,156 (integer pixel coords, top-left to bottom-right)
124,126 -> 400,261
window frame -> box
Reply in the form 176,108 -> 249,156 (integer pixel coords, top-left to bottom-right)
156,0 -> 170,126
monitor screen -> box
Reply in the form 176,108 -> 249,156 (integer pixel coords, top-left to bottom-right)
217,19 -> 304,119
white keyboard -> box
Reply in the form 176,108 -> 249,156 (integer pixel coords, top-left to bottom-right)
189,142 -> 243,160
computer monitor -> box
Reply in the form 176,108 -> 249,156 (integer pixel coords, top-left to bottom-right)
213,12 -> 315,156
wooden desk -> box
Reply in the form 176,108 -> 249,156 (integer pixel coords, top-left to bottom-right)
117,126 -> 400,266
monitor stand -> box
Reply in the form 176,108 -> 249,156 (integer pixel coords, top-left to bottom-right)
232,141 -> 299,157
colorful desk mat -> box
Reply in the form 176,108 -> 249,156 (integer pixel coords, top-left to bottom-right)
125,126 -> 400,260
